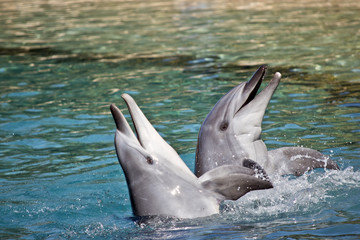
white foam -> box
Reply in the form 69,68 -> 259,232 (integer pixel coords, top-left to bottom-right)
221,168 -> 360,222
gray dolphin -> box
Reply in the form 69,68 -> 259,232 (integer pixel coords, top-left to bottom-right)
195,65 -> 339,177
110,94 -> 273,219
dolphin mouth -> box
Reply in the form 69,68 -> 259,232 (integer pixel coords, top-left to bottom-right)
110,103 -> 130,133
110,98 -> 146,148
120,94 -> 148,148
110,102 -> 145,149
110,104 -> 120,128
239,65 -> 267,111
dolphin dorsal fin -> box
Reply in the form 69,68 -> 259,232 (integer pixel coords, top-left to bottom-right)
199,165 -> 273,201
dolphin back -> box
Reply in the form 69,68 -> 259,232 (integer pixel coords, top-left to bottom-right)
267,147 -> 340,176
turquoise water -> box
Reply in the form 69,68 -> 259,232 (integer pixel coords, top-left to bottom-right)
1,0 -> 359,238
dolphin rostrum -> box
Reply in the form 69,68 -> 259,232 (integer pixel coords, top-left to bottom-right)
110,94 -> 273,219
195,65 -> 339,177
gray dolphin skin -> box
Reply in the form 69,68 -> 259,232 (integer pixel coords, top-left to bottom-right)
195,65 -> 339,177
110,94 -> 273,219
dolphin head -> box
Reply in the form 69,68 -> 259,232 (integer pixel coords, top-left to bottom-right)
196,65 -> 281,176
117,94 -> 195,178
111,94 -> 274,218
110,94 -> 221,218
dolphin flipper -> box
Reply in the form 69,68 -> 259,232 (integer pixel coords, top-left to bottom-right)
267,147 -> 340,176
199,164 -> 273,200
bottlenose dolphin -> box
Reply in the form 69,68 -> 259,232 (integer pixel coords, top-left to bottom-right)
110,94 -> 273,218
195,65 -> 339,177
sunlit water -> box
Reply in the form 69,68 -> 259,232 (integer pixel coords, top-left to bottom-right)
1,0 -> 359,239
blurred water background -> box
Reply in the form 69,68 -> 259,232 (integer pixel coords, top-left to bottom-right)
0,0 -> 359,239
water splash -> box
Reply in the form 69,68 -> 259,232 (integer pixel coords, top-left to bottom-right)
221,168 -> 360,222
102,168 -> 360,239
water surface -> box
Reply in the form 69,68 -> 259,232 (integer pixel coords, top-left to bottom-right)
1,0 -> 359,239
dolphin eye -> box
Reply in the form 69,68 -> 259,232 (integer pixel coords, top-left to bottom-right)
146,156 -> 153,165
219,122 -> 229,131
